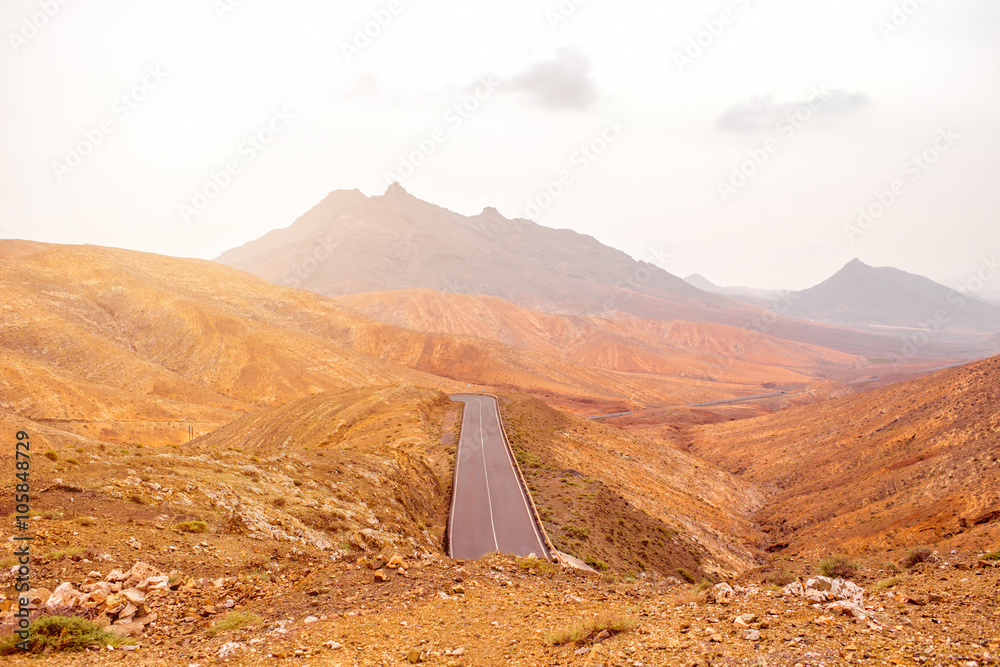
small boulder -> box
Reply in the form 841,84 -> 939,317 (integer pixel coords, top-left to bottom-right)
711,582 -> 736,605
107,621 -> 144,638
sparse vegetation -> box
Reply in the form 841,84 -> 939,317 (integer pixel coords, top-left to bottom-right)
902,546 -> 933,569
205,611 -> 263,637
584,555 -> 608,571
874,575 -> 909,590
47,547 -> 84,560
819,554 -> 859,579
176,519 -> 210,533
0,616 -> 132,654
518,556 -> 553,576
765,570 -> 796,587
43,450 -> 59,461
981,551 -> 1000,561
677,568 -> 696,584
549,613 -> 637,646
884,560 -> 902,574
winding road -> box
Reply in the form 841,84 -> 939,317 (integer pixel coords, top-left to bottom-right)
448,395 -> 549,561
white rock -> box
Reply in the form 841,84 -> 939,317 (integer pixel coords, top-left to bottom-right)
711,582 -> 736,605
218,642 -> 242,660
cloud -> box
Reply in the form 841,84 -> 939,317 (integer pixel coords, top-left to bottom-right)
717,89 -> 870,133
507,49 -> 598,111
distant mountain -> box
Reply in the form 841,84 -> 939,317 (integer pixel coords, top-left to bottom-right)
684,274 -> 783,301
216,183 -> 753,324
786,259 -> 1000,336
215,186 -> 988,360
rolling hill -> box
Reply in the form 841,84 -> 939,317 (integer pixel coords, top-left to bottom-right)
0,241 -> 858,448
688,354 -> 1000,557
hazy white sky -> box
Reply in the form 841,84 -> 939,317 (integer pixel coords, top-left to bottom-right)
2,0 -> 998,290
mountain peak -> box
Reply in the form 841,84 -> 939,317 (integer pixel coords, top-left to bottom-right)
384,181 -> 411,198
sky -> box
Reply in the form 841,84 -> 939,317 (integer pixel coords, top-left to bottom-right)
1,0 -> 999,292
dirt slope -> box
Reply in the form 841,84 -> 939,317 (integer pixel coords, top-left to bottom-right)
689,354 -> 1000,557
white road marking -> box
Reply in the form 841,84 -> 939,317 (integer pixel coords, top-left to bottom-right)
478,397 -> 500,552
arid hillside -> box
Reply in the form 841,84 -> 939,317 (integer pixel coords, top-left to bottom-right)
498,394 -> 764,579
0,242 -> 462,446
1,242 -> 874,439
335,289 -> 859,385
688,354 -> 1000,558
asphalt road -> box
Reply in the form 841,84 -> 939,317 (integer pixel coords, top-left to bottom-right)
448,395 -> 549,560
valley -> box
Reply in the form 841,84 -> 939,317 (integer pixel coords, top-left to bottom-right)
1,199 -> 998,664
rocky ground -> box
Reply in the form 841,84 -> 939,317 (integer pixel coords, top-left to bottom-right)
2,534 -> 998,666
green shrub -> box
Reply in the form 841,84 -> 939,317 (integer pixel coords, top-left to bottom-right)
0,616 -> 132,654
677,568 -> 695,584
902,547 -> 932,569
549,613 -> 637,646
584,555 -> 608,571
766,570 -> 796,587
518,556 -> 553,576
43,450 -> 59,462
47,547 -> 84,560
874,575 -> 909,590
205,611 -> 263,637
819,554 -> 859,579
981,551 -> 1000,561
176,520 -> 209,533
